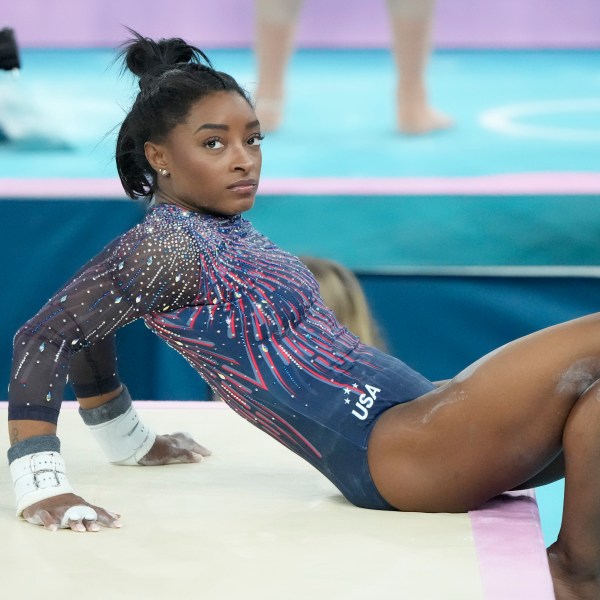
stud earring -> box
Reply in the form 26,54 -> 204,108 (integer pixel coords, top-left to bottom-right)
159,168 -> 169,176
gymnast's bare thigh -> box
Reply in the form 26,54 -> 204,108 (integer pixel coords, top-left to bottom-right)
367,313 -> 600,513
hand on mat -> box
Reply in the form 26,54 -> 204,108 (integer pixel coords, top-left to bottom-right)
22,493 -> 122,532
137,432 -> 211,466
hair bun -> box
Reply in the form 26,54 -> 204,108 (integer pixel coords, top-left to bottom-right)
122,29 -> 211,81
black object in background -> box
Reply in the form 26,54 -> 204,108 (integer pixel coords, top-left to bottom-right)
0,28 -> 20,71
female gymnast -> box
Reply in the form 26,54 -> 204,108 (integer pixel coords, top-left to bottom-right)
7,33 -> 599,599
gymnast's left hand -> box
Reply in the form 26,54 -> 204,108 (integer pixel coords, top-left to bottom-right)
137,432 -> 211,466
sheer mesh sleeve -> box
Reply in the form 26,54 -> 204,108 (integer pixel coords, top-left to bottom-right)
9,218 -> 201,423
68,335 -> 121,398
67,239 -> 123,398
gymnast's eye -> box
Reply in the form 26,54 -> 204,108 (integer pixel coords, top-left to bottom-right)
204,137 -> 224,149
247,134 -> 264,147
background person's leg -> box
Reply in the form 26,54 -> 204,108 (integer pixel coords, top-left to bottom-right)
386,0 -> 453,134
254,0 -> 305,131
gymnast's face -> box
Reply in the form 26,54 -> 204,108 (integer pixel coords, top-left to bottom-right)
145,91 -> 262,216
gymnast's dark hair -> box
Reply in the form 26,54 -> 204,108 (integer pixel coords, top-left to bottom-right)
116,31 -> 251,199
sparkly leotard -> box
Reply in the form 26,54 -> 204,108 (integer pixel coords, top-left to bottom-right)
9,203 -> 435,509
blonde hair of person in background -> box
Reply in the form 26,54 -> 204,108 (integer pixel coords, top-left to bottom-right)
300,256 -> 386,351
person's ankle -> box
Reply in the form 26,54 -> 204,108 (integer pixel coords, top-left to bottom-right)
254,96 -> 284,132
548,540 -> 600,581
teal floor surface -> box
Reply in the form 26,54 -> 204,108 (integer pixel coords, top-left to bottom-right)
0,48 -> 599,178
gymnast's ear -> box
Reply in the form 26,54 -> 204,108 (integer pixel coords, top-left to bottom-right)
144,141 -> 169,173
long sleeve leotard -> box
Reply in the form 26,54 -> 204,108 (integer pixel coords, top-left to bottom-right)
9,203 -> 434,507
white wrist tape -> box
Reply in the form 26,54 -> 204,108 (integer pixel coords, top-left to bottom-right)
10,451 -> 74,517
87,404 -> 156,465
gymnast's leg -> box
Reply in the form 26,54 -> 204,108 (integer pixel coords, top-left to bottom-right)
367,312 -> 600,599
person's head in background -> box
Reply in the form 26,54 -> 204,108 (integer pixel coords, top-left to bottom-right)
300,256 -> 386,351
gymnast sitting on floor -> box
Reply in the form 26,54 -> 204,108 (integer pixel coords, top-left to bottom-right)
8,32 -> 600,600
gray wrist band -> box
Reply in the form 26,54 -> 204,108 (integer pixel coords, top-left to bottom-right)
78,385 -> 132,426
7,434 -> 60,464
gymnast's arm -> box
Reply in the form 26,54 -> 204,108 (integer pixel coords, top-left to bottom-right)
52,238 -> 206,464
69,335 -> 211,466
7,222 -> 204,529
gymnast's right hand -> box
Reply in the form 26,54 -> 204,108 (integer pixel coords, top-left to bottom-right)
21,493 -> 122,532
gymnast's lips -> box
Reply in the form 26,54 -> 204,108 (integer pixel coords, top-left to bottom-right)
227,179 -> 258,193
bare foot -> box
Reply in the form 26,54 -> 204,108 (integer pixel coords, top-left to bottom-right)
548,543 -> 600,600
396,83 -> 453,134
255,97 -> 283,132
397,105 -> 453,135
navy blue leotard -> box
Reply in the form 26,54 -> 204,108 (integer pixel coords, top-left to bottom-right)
9,203 -> 435,509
